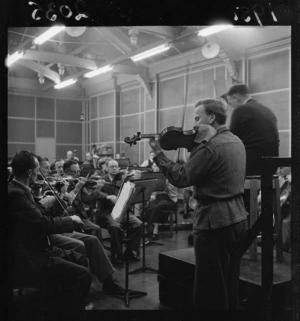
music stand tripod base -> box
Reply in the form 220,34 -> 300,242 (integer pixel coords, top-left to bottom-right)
114,288 -> 147,308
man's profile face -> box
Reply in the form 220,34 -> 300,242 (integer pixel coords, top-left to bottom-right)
194,105 -> 211,126
227,94 -> 240,108
40,160 -> 51,176
29,158 -> 40,184
67,163 -> 81,178
55,161 -> 64,174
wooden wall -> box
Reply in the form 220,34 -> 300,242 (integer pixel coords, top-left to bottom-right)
246,44 -> 291,157
7,94 -> 84,160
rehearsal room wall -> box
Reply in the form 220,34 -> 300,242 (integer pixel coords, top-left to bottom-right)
7,94 -> 84,161
87,36 -> 291,165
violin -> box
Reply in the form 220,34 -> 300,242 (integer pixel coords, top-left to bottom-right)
124,126 -> 197,151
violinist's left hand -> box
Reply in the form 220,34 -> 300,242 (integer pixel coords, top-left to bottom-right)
149,135 -> 162,155
95,179 -> 105,191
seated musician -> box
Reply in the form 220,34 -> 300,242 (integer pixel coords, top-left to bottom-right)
53,158 -> 65,178
8,151 -> 92,316
145,179 -> 178,240
80,152 -> 95,177
95,159 -> 142,264
37,156 -> 125,295
140,151 -> 158,171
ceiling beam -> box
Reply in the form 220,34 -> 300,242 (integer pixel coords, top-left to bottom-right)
134,26 -> 183,39
22,50 -> 98,70
94,27 -> 134,55
16,60 -> 61,83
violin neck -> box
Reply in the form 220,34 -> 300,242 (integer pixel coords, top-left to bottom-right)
139,133 -> 157,140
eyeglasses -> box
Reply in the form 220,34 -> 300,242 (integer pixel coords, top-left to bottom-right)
68,169 -> 81,174
108,165 -> 119,169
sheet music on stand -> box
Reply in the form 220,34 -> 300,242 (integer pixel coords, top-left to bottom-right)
111,181 -> 135,221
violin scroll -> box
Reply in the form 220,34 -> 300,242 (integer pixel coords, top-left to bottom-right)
124,132 -> 142,146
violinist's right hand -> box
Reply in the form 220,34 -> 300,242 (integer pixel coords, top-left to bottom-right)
70,215 -> 84,226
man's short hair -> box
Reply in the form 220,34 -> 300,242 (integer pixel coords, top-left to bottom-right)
63,159 -> 78,171
227,84 -> 249,96
195,98 -> 227,125
11,150 -> 37,177
37,156 -> 49,163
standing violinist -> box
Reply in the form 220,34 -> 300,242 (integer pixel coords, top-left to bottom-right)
149,98 -> 248,312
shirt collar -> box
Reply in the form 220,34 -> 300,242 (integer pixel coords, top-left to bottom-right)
216,124 -> 229,134
12,178 -> 32,193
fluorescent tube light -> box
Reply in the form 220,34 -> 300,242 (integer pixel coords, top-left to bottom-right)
33,26 -> 66,45
197,25 -> 233,37
54,78 -> 77,89
84,65 -> 113,78
6,50 -> 24,67
131,44 -> 170,62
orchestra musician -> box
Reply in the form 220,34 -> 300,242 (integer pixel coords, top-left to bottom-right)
95,159 -> 142,264
37,156 -> 126,295
8,151 -> 92,317
149,98 -> 248,312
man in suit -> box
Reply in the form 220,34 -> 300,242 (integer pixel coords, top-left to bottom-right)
7,151 -> 92,318
227,83 -> 280,176
38,156 -> 125,295
95,159 -> 142,264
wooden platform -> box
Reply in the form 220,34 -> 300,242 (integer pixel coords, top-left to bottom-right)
158,247 -> 291,311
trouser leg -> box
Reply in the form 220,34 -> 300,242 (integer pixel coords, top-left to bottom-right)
82,218 -> 102,242
51,234 -> 86,255
65,231 -> 115,282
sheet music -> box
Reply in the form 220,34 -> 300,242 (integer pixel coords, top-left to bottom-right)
111,181 -> 135,220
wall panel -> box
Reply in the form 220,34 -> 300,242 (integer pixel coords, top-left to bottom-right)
91,120 -> 98,142
90,96 -> 98,119
56,99 -> 82,121
122,88 -> 139,115
8,143 -> 35,156
56,122 -> 82,143
8,119 -> 35,142
37,120 -> 54,137
248,50 -> 289,93
159,76 -> 184,108
279,131 -> 290,157
99,118 -> 114,142
36,97 -> 55,119
99,92 -> 114,117
8,95 -> 35,118
121,115 -> 139,141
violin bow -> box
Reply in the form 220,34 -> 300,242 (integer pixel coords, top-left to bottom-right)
177,60 -> 191,162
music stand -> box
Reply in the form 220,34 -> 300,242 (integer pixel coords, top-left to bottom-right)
114,177 -> 158,307
127,178 -> 162,274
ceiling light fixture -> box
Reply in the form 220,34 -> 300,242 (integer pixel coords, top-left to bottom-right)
54,78 -> 77,89
84,65 -> 114,78
33,26 -> 66,45
6,50 -> 24,67
131,44 -> 171,62
197,25 -> 234,37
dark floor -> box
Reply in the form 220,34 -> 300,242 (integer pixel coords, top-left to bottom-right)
89,212 -> 194,311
